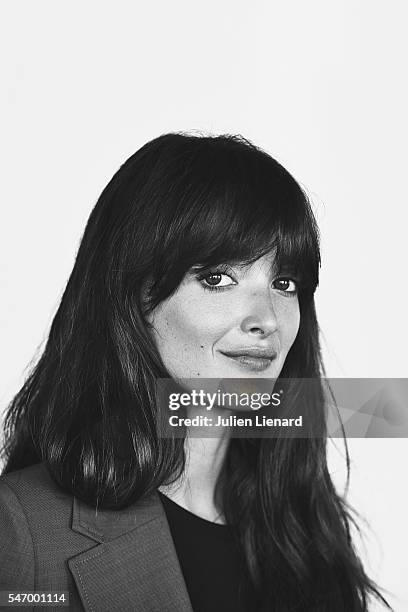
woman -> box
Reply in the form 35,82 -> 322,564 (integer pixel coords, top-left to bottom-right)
0,133 -> 391,611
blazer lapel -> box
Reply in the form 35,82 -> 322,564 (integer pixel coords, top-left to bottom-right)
68,492 -> 193,612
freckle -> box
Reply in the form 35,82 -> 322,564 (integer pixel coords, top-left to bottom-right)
200,345 -> 204,349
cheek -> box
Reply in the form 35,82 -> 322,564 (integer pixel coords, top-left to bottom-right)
150,295 -> 228,366
167,297 -> 229,341
151,297 -> 228,378
278,300 -> 301,351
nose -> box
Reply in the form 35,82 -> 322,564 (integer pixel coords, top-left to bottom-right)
240,293 -> 278,337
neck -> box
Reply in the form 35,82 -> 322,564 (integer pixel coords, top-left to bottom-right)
160,410 -> 231,523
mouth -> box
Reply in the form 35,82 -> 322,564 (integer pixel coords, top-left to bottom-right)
219,348 -> 278,372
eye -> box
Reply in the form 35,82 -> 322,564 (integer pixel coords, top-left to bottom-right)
192,264 -> 238,293
272,278 -> 298,294
201,273 -> 236,289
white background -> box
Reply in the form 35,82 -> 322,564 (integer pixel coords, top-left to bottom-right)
0,1 -> 407,609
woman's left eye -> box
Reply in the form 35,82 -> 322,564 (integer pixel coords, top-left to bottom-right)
272,278 -> 298,294
200,273 -> 236,290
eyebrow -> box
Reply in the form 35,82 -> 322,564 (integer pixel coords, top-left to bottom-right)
189,258 -> 282,275
189,260 -> 252,273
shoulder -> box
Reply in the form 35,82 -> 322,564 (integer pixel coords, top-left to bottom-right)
0,464 -> 55,590
0,462 -> 74,533
0,463 -> 78,591
0,465 -> 176,609
1,461 -> 72,507
0,461 -> 164,537
0,462 -> 165,576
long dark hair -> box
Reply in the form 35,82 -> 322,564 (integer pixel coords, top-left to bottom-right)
1,133 -> 390,610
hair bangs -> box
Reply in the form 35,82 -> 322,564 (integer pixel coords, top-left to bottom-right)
146,139 -> 320,308
186,188 -> 320,293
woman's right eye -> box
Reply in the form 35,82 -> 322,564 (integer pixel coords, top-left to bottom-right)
200,272 -> 237,291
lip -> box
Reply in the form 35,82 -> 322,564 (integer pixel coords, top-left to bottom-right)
219,347 -> 277,372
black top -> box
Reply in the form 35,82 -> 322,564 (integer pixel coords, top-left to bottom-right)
159,493 -> 254,612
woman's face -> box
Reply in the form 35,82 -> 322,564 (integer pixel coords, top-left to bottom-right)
148,252 -> 300,379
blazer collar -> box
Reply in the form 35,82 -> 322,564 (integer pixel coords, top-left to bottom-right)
68,492 -> 193,612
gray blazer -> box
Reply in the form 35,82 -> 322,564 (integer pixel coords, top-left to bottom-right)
0,463 -> 194,611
